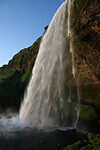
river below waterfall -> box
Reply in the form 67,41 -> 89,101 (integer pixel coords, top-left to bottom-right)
0,128 -> 86,150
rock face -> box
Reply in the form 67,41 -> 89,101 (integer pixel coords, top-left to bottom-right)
0,37 -> 41,108
73,0 -> 100,104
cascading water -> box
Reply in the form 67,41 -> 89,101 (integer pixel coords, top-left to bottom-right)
67,0 -> 80,127
19,0 -> 80,129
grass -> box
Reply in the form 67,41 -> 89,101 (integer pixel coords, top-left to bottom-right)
0,37 -> 41,108
63,133 -> 100,150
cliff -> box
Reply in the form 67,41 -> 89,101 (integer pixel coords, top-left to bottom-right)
73,0 -> 100,105
0,37 -> 41,108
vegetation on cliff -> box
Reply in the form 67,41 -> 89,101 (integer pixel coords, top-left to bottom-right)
63,133 -> 100,150
0,37 -> 41,108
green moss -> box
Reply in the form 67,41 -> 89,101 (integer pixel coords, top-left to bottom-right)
93,134 -> 100,150
13,53 -> 23,65
0,70 -> 15,79
21,69 -> 30,82
88,133 -> 95,143
64,143 -> 80,150
63,133 -> 100,150
80,104 -> 97,121
80,145 -> 90,150
0,71 -> 22,107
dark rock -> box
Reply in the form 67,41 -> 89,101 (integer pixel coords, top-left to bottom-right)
44,25 -> 49,31
72,0 -> 100,104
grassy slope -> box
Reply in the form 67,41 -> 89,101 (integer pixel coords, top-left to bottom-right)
0,37 -> 41,108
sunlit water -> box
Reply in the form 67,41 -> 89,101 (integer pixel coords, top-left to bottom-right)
19,0 -> 80,129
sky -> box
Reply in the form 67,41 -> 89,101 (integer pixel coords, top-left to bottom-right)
0,0 -> 65,67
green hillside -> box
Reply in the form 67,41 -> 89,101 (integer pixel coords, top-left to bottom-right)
0,37 -> 41,108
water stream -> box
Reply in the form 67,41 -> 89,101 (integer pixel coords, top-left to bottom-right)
19,0 -> 80,129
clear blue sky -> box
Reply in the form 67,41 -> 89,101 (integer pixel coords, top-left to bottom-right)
0,0 -> 65,67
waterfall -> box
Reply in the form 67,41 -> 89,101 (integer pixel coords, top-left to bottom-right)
19,0 -> 80,129
68,0 -> 80,126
